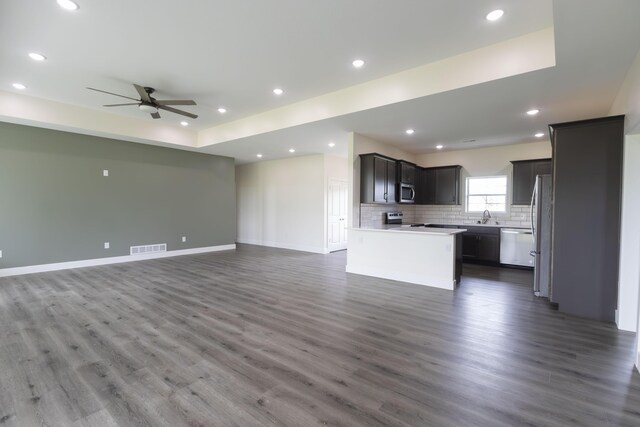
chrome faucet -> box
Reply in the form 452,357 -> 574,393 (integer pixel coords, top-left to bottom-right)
482,209 -> 491,224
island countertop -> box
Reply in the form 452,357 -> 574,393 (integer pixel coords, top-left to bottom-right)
350,226 -> 467,235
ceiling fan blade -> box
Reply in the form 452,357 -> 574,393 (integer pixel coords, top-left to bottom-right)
158,105 -> 198,119
155,100 -> 197,106
134,84 -> 152,102
103,103 -> 139,107
87,87 -> 138,101
151,112 -> 161,119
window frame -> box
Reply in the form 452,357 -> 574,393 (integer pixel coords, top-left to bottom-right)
465,175 -> 508,214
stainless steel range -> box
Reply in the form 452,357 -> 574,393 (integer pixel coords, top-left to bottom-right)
385,212 -> 404,225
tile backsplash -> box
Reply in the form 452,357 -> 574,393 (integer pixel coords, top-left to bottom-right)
360,204 -> 531,228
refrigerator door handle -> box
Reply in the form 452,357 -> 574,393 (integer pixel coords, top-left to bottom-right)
529,178 -> 537,246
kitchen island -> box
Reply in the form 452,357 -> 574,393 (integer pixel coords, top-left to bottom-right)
346,226 -> 465,290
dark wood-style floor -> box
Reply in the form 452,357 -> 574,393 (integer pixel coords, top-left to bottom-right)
1,245 -> 639,426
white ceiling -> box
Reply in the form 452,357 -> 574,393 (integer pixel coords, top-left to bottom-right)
1,0 -> 640,163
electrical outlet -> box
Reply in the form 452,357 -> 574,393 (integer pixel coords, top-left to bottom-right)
181,236 -> 186,243
103,169 -> 109,177
104,242 -> 110,249
0,250 -> 3,258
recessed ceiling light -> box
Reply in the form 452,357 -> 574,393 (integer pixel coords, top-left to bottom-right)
180,121 -> 189,126
352,59 -> 365,68
57,0 -> 79,10
289,148 -> 295,153
257,154 -> 263,158
328,142 -> 336,148
12,83 -> 27,90
405,129 -> 415,135
486,9 -> 504,21
28,52 -> 46,61
436,144 -> 444,149
535,132 -> 545,138
273,88 -> 284,95
527,109 -> 540,116
217,107 -> 227,114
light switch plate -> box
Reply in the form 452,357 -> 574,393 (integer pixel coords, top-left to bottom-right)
181,236 -> 186,242
103,170 -> 109,177
104,242 -> 110,249
0,250 -> 3,258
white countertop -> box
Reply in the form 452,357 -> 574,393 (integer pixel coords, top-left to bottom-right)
351,226 -> 466,235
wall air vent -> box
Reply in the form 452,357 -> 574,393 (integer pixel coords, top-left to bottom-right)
130,243 -> 167,255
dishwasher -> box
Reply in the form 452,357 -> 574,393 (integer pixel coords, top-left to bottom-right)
500,228 -> 534,267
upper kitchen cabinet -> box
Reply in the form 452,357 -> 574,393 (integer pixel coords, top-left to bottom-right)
417,167 -> 436,204
511,158 -> 552,205
422,165 -> 461,205
549,115 -> 624,323
397,160 -> 417,184
360,153 -> 397,204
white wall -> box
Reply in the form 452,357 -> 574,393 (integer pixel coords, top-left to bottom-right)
611,47 -> 640,134
324,154 -> 348,180
415,141 -> 551,174
236,153 -> 348,254
236,154 -> 326,253
617,135 -> 640,332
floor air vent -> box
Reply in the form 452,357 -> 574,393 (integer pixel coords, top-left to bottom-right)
130,243 -> 167,255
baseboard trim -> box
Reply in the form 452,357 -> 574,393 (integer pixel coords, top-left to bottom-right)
236,238 -> 329,254
0,244 -> 236,278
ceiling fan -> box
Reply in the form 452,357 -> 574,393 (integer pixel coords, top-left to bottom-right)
87,84 -> 198,120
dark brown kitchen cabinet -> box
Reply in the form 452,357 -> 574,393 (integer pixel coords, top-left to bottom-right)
416,167 -> 436,204
421,165 -> 461,205
360,153 -> 397,204
549,115 -> 624,322
397,160 -> 417,184
461,226 -> 500,264
511,158 -> 552,205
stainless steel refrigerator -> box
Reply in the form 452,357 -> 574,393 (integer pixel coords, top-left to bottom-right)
530,174 -> 553,298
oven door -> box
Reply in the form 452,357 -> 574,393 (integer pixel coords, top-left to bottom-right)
398,183 -> 415,203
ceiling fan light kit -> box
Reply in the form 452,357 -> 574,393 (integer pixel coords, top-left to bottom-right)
138,103 -> 158,114
87,84 -> 198,120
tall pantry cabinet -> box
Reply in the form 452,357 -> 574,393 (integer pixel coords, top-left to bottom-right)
549,115 -> 624,322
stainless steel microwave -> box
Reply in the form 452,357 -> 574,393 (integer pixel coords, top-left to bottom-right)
398,183 -> 416,203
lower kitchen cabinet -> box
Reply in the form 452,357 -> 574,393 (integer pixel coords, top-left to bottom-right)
461,226 -> 500,264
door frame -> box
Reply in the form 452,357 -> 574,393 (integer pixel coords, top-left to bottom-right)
327,177 -> 348,252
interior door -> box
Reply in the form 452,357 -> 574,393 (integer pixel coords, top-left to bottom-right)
328,178 -> 348,252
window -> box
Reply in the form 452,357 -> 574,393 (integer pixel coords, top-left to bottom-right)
466,176 -> 507,212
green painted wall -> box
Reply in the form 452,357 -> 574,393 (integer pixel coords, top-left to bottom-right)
0,121 -> 236,269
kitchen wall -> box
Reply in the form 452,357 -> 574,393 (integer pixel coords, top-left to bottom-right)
356,140 -> 552,228
415,140 -> 551,174
360,204 -> 531,229
0,121 -> 236,271
236,154 -> 347,254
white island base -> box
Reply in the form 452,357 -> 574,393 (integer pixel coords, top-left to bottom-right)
346,227 -> 465,290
